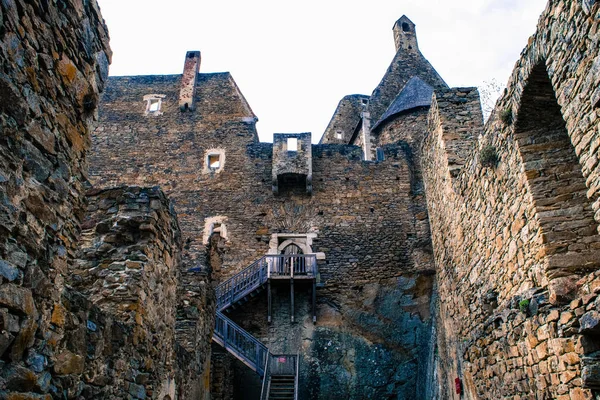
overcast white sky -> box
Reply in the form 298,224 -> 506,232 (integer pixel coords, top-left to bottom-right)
97,0 -> 548,143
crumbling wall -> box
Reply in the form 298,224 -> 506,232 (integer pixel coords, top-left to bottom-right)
320,95 -> 367,144
422,1 -> 600,398
72,186 -> 180,398
0,0 -> 113,397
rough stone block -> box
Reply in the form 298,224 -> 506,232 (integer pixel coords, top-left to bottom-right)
580,311 -> 600,335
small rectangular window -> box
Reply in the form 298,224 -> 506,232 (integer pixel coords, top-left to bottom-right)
208,154 -> 221,169
376,147 -> 385,162
287,138 -> 298,152
335,131 -> 343,140
149,99 -> 160,112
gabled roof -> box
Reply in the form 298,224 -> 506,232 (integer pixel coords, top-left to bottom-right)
372,76 -> 434,131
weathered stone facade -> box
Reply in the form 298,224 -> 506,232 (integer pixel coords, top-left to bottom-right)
91,68 -> 437,397
422,1 -> 600,398
3,0 -> 600,398
0,1 -> 202,398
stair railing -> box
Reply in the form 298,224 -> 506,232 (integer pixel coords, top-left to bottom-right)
259,353 -> 272,400
213,311 -> 269,376
294,353 -> 300,400
213,253 -> 312,392
215,254 -> 317,311
215,257 -> 268,311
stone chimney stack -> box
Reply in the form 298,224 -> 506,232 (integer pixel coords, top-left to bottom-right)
393,16 -> 419,53
179,51 -> 201,111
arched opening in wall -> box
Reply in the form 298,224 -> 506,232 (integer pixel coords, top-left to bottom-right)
514,61 -> 600,275
282,243 -> 303,256
402,22 -> 410,32
280,243 -> 305,275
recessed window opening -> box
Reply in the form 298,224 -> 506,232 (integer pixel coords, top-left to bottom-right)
203,148 -> 226,174
143,94 -> 165,116
402,22 -> 410,32
335,131 -> 343,140
208,154 -> 221,170
288,138 -> 298,152
149,99 -> 160,112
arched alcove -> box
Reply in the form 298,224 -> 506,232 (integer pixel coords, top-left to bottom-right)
514,61 -> 599,280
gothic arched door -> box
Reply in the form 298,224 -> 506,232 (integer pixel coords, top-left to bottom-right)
281,243 -> 304,275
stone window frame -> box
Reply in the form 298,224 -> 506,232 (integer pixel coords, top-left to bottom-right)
335,130 -> 343,140
287,137 -> 298,152
202,216 -> 229,245
202,148 -> 226,174
143,94 -> 166,116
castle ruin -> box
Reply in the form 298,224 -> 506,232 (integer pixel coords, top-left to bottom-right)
0,0 -> 599,399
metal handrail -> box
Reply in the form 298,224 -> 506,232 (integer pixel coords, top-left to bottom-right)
215,254 -> 317,311
259,353 -> 272,400
294,353 -> 300,400
265,254 -> 317,277
213,311 -> 268,376
215,257 -> 268,311
213,254 -> 310,394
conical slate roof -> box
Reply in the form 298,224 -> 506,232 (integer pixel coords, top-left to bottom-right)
372,76 -> 434,131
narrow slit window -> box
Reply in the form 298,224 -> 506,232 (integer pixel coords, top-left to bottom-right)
288,138 -> 298,152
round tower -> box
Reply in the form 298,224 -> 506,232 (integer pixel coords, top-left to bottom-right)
393,15 -> 419,52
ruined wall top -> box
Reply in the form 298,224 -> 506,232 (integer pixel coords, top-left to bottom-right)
320,94 -> 368,144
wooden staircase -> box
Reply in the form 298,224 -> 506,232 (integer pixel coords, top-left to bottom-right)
268,375 -> 295,399
260,354 -> 299,400
212,254 -> 317,399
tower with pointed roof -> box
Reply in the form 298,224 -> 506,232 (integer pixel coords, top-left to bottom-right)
320,15 -> 446,160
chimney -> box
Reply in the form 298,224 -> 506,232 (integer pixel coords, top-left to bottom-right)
179,51 -> 201,111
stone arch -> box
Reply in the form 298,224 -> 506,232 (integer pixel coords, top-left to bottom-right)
277,238 -> 311,254
514,60 -> 600,291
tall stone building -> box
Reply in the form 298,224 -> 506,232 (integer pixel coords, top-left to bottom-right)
90,15 -> 439,399
1,0 -> 600,399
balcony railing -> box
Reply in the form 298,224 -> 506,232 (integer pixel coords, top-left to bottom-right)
265,254 -> 317,277
215,254 -> 317,311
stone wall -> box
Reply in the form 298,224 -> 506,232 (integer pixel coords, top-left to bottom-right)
320,95 -> 367,144
72,186 -> 180,398
91,68 -> 438,397
421,1 -> 600,398
0,0 -> 113,397
375,107 -> 429,149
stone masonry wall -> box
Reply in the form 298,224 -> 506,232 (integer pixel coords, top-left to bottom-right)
320,95 -> 367,144
375,107 -> 429,150
72,186 -> 180,399
91,68 -> 438,398
422,1 -> 600,398
0,0 -> 114,398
